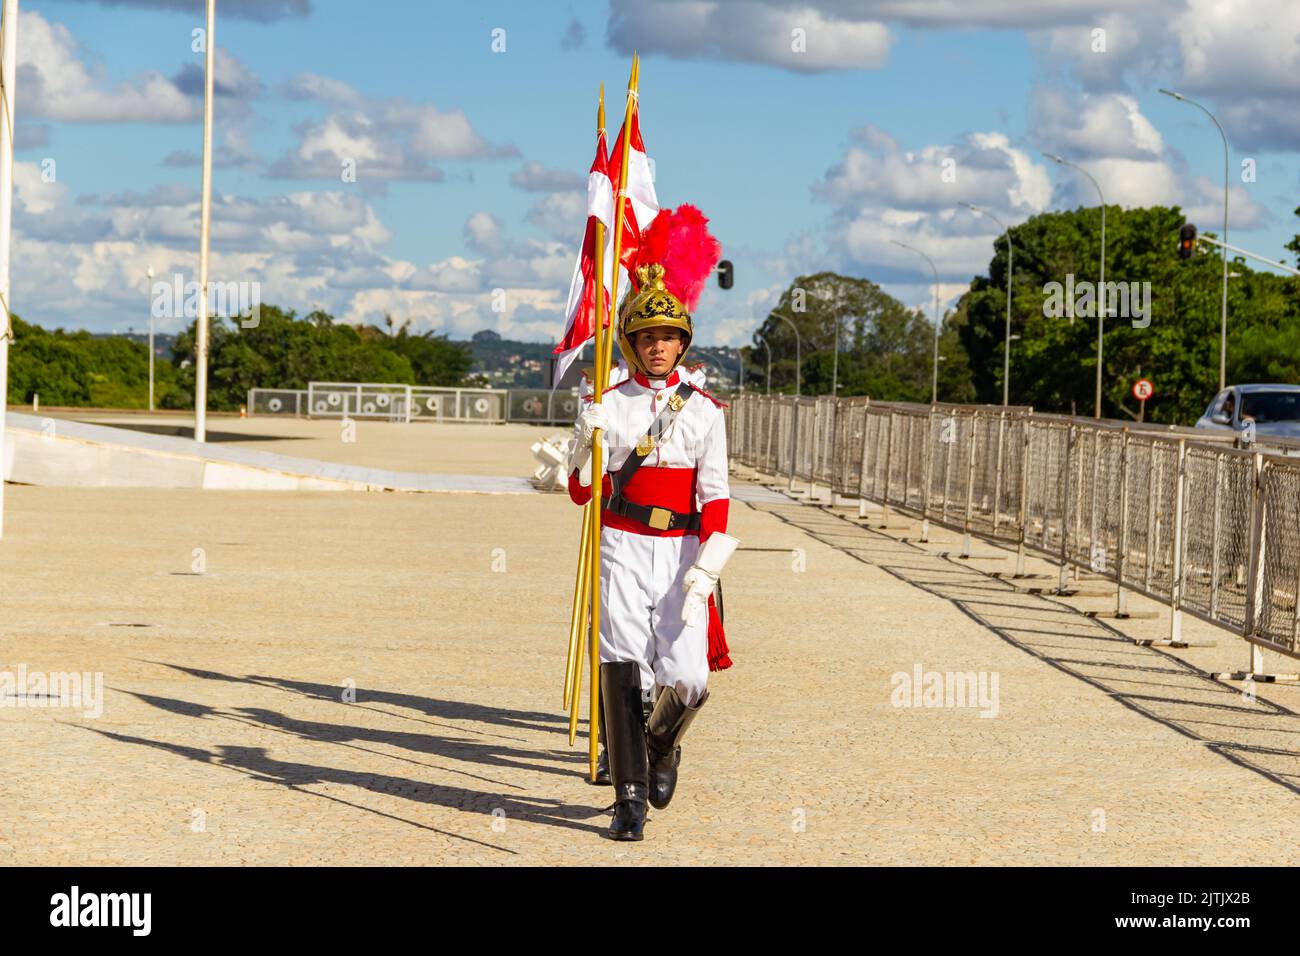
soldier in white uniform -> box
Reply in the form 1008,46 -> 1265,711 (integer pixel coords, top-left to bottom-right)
577,359 -> 711,787
567,262 -> 738,841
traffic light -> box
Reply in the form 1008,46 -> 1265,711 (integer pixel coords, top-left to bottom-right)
717,259 -> 734,290
1178,223 -> 1197,260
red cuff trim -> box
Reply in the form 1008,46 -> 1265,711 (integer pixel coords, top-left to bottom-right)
699,498 -> 729,541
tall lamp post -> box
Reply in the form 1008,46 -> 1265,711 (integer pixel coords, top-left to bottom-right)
145,265 -> 155,411
959,202 -> 1014,406
1160,88 -> 1229,391
890,239 -> 940,403
1044,152 -> 1106,418
194,0 -> 216,442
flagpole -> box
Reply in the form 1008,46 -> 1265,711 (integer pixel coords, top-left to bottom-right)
0,0 -> 18,539
582,81 -> 610,777
194,0 -> 215,443
582,59 -> 636,778
566,84 -> 606,745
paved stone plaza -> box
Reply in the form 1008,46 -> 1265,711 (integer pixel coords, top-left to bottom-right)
2,415 -> 1299,865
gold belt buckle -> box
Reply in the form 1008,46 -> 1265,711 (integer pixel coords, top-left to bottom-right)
648,507 -> 672,530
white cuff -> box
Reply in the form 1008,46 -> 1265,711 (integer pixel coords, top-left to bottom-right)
695,531 -> 738,577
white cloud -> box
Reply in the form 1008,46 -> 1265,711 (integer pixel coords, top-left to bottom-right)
814,124 -> 1050,217
270,73 -> 514,181
608,0 -> 893,72
464,212 -> 503,254
1032,89 -> 1163,162
19,11 -> 199,123
511,161 -> 586,193
8,160 -> 581,341
525,192 -> 587,242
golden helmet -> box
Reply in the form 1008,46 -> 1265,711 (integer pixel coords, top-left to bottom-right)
617,263 -> 693,376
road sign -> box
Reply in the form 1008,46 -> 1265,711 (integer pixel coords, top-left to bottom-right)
1132,379 -> 1154,401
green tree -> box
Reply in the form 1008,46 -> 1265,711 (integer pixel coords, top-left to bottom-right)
6,314 -> 180,407
379,315 -> 474,385
957,205 -> 1300,423
746,271 -> 969,402
167,306 -> 417,411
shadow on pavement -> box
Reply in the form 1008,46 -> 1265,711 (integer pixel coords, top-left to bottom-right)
747,498 -> 1300,799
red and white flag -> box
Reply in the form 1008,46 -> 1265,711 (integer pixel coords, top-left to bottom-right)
551,103 -> 659,389
605,108 -> 659,283
552,130 -> 615,388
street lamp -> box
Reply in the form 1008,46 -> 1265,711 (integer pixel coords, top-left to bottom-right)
1043,152 -> 1106,419
960,202 -> 1014,406
754,331 -> 772,395
145,265 -> 155,411
1160,88 -> 1230,392
890,239 -> 940,403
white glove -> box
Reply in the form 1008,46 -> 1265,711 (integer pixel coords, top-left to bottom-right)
681,532 -> 739,624
568,403 -> 611,487
577,403 -> 609,448
681,566 -> 718,626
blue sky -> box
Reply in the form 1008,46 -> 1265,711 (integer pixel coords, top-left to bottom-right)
16,0 -> 1300,346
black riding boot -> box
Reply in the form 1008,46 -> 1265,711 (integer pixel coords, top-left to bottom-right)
593,683 -> 652,786
601,661 -> 649,841
646,686 -> 708,810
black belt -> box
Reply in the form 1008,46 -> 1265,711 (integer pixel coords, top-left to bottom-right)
601,495 -> 700,532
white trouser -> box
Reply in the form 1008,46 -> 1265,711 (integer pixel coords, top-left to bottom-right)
598,526 -> 709,707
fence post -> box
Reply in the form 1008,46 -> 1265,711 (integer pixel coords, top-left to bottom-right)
1210,452 -> 1224,619
808,400 -> 820,500
961,410 -> 977,557
1144,442 -> 1158,595
1113,427 -> 1131,617
1168,439 -> 1187,645
1015,416 -> 1031,577
992,410 -> 1006,536
878,410 -> 894,527
920,409 -> 934,542
1088,427 -> 1101,582
1038,426 -> 1052,552
1056,422 -> 1074,593
1242,453 -> 1266,678
941,413 -> 955,524
787,398 -> 799,492
857,401 -> 872,519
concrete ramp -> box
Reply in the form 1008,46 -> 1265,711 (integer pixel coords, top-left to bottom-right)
1,412 -> 537,494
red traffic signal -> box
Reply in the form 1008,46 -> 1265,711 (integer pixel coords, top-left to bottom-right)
1178,223 -> 1197,260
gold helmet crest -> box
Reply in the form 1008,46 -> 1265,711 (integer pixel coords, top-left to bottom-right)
617,263 -> 693,376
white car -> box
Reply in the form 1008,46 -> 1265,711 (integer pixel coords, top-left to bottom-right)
1195,384 -> 1300,440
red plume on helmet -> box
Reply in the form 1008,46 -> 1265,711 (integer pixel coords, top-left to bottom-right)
633,204 -> 721,311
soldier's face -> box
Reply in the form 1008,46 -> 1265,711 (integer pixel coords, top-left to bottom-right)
634,327 -> 685,377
